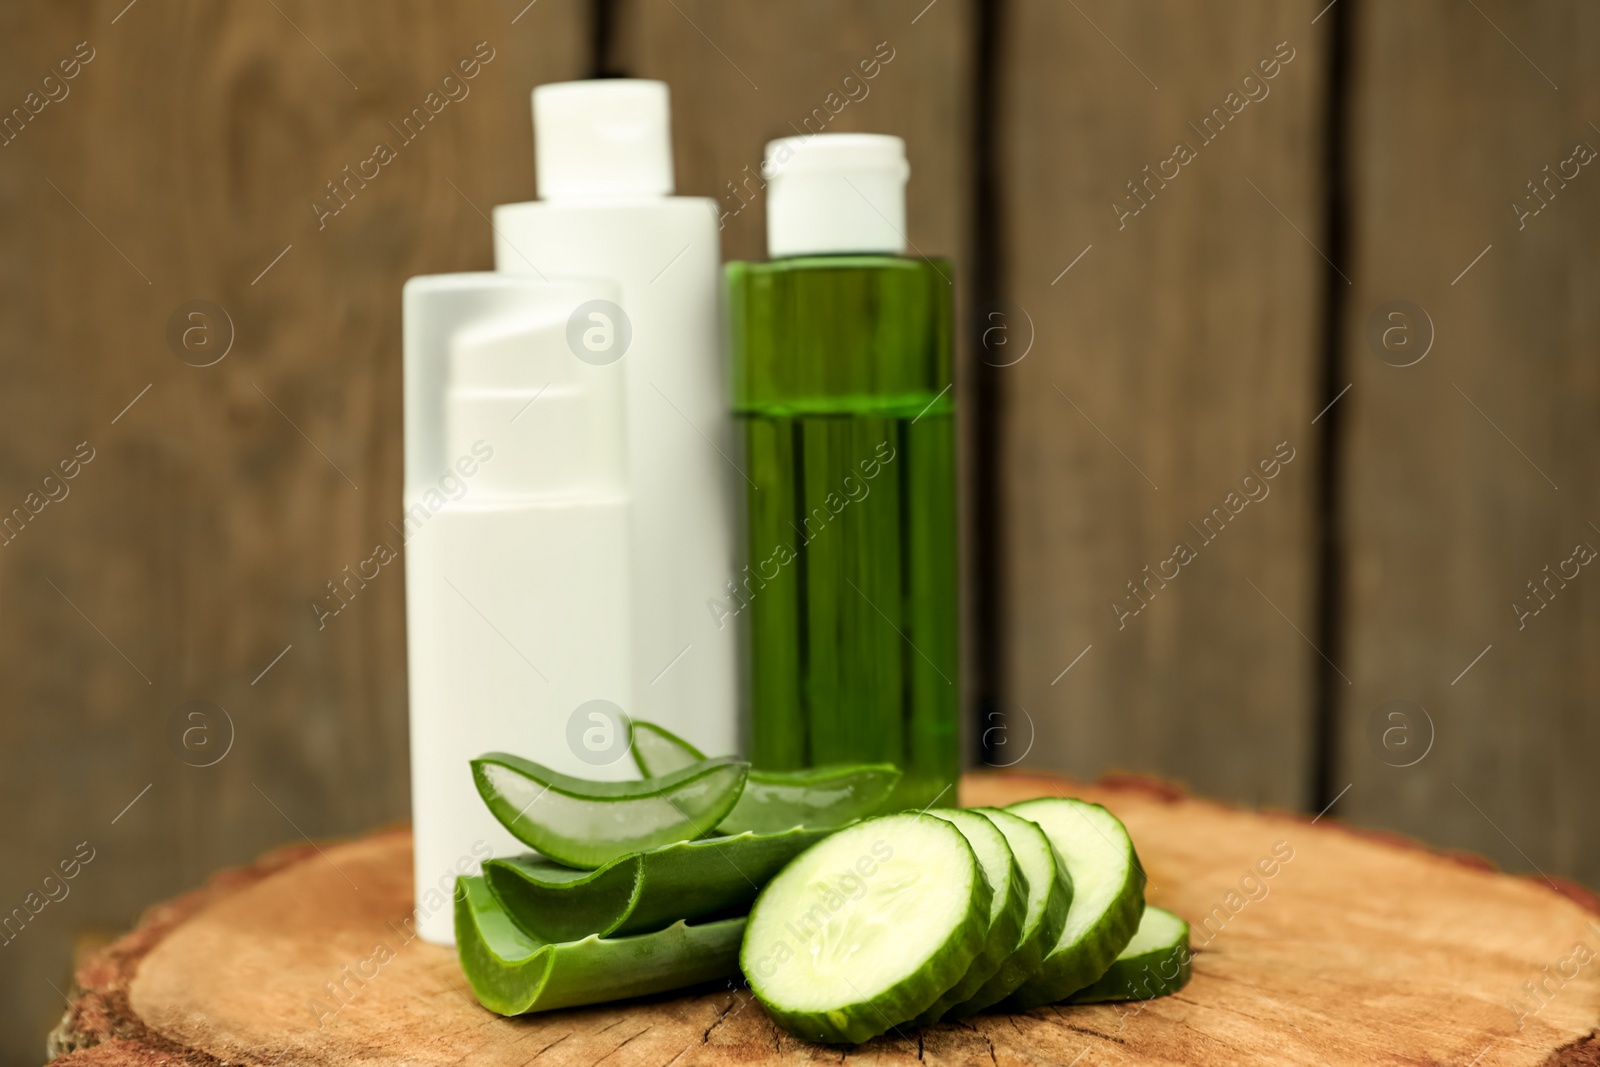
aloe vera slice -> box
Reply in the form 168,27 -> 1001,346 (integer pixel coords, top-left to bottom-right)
1066,906 -> 1191,1004
741,813 -> 991,1044
908,809 -> 1027,1025
472,752 -> 749,868
719,763 -> 902,834
630,720 -> 704,777
485,825 -> 830,942
629,720 -> 900,833
943,807 -> 1071,1018
455,875 -> 744,1016
1002,797 -> 1145,1009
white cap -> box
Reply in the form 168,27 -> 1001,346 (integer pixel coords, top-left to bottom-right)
534,79 -> 675,200
402,274 -> 627,501
763,133 -> 909,258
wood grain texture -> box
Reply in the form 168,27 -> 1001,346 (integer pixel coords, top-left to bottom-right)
1333,2 -> 1600,886
0,0 -> 586,1056
50,772 -> 1600,1066
608,0 -> 982,747
995,2 -> 1328,807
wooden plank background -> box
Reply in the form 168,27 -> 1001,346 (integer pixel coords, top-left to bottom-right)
995,1 -> 1326,810
1334,1 -> 1600,889
0,0 -> 1595,1060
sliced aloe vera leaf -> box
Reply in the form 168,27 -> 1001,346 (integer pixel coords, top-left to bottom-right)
741,813 -> 991,1045
629,720 -> 901,833
630,720 -> 704,777
1001,797 -> 1145,1010
484,825 -> 832,942
455,875 -> 744,1016
943,807 -> 1072,1018
1066,906 -> 1191,1004
718,763 -> 902,834
907,809 -> 1027,1026
471,752 -> 749,868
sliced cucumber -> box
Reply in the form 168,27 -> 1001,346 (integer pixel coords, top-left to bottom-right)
629,719 -> 900,834
485,825 -> 829,942
455,875 -> 744,1016
1067,906 -> 1190,1004
741,813 -> 990,1044
944,807 -> 1072,1018
471,752 -> 748,868
1002,797 -> 1145,1009
907,809 -> 1027,1025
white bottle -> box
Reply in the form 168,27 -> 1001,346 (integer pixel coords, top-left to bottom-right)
493,80 -> 738,758
402,272 -> 635,944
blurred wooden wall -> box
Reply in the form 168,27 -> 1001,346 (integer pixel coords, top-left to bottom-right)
1335,1 -> 1600,903
996,2 -> 1325,814
1,0 -> 1596,1059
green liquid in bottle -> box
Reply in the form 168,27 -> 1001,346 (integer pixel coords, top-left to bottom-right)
727,255 -> 958,810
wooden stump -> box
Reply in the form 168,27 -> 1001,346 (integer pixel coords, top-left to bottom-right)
48,773 -> 1600,1066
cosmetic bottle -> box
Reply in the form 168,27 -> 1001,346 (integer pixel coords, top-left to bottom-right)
403,273 -> 634,943
725,134 -> 959,810
493,80 -> 737,758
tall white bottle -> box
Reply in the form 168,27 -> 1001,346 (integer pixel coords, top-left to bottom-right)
403,273 -> 635,944
494,80 -> 737,756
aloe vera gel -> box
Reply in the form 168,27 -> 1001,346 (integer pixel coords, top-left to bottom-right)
726,134 -> 959,809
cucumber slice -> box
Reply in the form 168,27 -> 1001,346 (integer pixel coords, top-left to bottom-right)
944,807 -> 1072,1018
1067,906 -> 1191,1004
907,809 -> 1027,1026
629,719 -> 901,834
455,875 -> 744,1016
485,825 -> 830,942
471,752 -> 748,868
1002,797 -> 1145,1009
741,813 -> 991,1044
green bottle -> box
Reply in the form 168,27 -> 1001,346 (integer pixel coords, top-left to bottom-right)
725,133 -> 958,810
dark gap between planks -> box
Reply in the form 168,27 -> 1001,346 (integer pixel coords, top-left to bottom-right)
1310,0 -> 1357,815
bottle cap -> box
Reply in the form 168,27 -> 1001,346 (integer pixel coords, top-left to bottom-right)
763,133 -> 909,257
534,80 -> 675,200
402,273 -> 627,501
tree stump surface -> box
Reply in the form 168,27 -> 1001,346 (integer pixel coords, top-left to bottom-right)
47,772 -> 1600,1066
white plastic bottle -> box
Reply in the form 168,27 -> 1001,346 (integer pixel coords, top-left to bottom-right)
493,80 -> 737,758
402,272 -> 635,944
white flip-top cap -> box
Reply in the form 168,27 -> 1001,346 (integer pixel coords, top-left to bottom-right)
763,133 -> 909,258
534,79 -> 675,200
402,274 -> 626,501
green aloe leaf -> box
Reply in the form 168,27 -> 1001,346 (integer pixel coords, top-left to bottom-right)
455,875 -> 744,1016
630,720 -> 708,777
718,763 -> 902,834
629,720 -> 901,833
485,824 -> 831,942
471,752 -> 749,868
